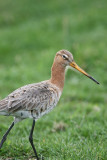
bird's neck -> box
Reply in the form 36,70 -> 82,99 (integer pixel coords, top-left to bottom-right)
50,60 -> 65,91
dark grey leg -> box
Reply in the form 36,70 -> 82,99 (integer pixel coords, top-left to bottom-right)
29,119 -> 39,160
0,122 -> 14,149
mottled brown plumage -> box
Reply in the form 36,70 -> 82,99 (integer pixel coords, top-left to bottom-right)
0,81 -> 61,122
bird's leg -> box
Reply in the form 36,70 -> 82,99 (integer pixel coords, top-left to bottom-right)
0,122 -> 14,149
29,119 -> 39,160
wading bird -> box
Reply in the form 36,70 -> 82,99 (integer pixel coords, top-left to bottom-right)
0,50 -> 99,160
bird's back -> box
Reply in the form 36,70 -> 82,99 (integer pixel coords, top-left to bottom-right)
0,80 -> 62,121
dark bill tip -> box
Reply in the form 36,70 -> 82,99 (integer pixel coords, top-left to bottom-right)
88,76 -> 100,84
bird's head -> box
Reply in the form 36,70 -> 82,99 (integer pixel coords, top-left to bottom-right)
55,50 -> 99,84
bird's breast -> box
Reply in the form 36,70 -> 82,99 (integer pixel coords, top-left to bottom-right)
31,88 -> 62,120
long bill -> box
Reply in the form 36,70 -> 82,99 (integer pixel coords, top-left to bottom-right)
70,61 -> 99,84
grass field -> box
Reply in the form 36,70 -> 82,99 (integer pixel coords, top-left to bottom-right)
0,0 -> 107,159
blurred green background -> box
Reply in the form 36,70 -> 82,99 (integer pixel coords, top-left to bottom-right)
0,0 -> 106,159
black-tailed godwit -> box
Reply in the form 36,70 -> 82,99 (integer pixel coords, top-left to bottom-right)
0,50 -> 99,159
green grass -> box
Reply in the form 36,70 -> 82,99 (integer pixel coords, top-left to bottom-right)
0,0 -> 107,159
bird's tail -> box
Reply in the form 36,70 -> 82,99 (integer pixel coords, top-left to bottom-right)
0,98 -> 8,113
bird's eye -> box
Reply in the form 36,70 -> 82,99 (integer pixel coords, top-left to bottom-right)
62,54 -> 68,60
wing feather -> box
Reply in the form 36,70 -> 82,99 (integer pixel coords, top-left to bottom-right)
7,83 -> 53,113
